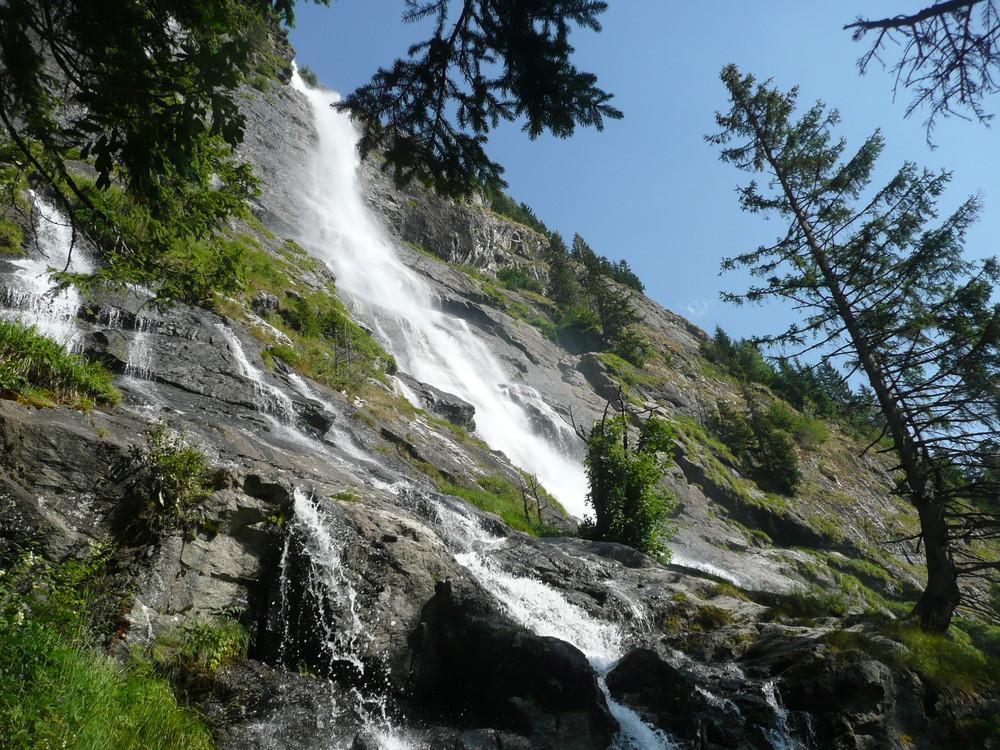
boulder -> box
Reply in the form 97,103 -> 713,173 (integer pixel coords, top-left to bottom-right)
397,372 -> 476,432
408,580 -> 617,749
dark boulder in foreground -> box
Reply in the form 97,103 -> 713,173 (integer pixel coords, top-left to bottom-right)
408,580 -> 616,750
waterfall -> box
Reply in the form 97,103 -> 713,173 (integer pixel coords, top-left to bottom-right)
279,489 -> 412,749
0,192 -> 91,349
289,69 -> 590,518
762,680 -> 795,750
432,499 -> 676,749
216,323 -> 295,422
125,315 -> 155,380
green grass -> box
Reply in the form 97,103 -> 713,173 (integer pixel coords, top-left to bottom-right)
824,624 -> 998,696
0,321 -> 119,407
0,550 -> 214,749
0,620 -> 214,750
229,243 -> 396,392
439,473 -> 563,536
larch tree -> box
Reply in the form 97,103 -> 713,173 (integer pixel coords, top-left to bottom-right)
845,0 -> 1000,133
709,65 -> 1000,631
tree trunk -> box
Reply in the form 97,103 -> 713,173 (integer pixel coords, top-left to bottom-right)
737,100 -> 964,631
911,500 -> 961,631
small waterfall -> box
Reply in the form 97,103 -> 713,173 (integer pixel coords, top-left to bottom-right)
279,489 -> 411,749
216,323 -> 295,422
669,551 -> 742,587
0,192 -> 91,349
762,680 -> 795,750
432,500 -> 676,749
289,69 -> 590,518
125,315 -> 155,380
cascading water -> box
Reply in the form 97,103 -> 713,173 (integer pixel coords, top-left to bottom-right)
217,323 -> 296,423
431,499 -> 676,749
125,315 -> 155,380
289,70 -> 590,518
279,489 -> 411,749
0,192 -> 91,348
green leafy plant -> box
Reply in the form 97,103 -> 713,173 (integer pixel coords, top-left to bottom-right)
583,411 -> 676,560
117,423 -> 215,541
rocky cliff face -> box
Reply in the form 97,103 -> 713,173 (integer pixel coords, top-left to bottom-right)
0,70 -> 993,750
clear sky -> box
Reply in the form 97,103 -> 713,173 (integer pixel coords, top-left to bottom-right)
289,2 -> 997,342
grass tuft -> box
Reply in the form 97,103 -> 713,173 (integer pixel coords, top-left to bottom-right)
0,321 -> 119,407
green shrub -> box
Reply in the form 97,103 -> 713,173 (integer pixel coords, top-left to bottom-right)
497,266 -> 543,293
297,64 -> 320,88
583,414 -> 676,561
710,399 -> 801,495
766,400 -> 828,448
117,423 -> 215,541
0,321 -> 119,407
0,551 -> 213,750
150,617 -> 250,695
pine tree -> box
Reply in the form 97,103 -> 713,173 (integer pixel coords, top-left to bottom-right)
710,65 -> 1000,630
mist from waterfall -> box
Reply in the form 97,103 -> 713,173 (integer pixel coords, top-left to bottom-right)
289,70 -> 590,518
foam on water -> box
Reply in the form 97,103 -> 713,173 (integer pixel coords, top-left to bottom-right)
433,500 -> 676,749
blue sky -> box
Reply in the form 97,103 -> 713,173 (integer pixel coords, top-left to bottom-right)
289,2 -> 997,342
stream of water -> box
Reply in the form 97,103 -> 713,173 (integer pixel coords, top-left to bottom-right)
0,192 -> 91,348
289,69 -> 590,518
431,499 -> 677,749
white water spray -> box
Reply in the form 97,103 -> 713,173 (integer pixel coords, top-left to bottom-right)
280,489 -> 412,749
1,193 -> 91,348
290,70 -> 590,518
432,500 -> 676,749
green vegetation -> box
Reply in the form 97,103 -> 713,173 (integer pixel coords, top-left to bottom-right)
711,399 -> 801,495
227,242 -> 396,391
0,321 -> 119,407
150,617 -> 250,696
713,64 -> 1000,631
496,265 -> 544,293
0,549 -> 213,749
824,623 -> 999,696
438,473 -> 563,536
701,327 -> 877,431
297,64 -> 320,88
543,232 -> 649,365
484,186 -> 549,235
583,413 -> 676,560
117,423 -> 216,541
65,174 -> 254,307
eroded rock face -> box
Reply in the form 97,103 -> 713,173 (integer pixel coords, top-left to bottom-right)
408,580 -> 617,750
397,372 -> 476,432
362,159 -> 548,276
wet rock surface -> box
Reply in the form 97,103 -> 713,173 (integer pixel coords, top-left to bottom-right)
408,580 -> 617,750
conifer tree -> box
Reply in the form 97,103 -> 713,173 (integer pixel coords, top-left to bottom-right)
710,65 -> 1000,630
